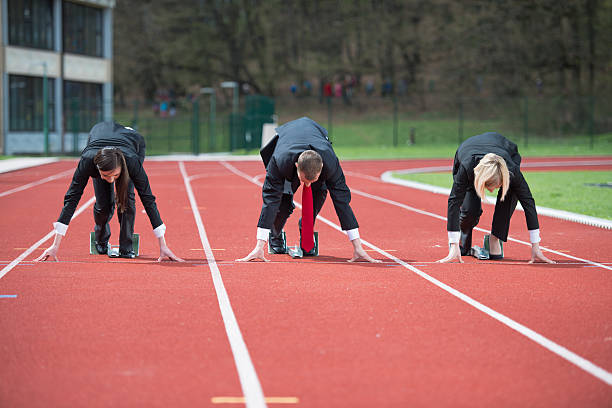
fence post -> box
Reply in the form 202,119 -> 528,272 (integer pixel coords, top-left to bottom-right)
327,97 -> 333,141
72,98 -> 79,154
458,97 -> 463,144
393,94 -> 398,147
132,100 -> 139,129
192,99 -> 200,155
42,70 -> 49,155
523,95 -> 529,148
167,119 -> 172,153
209,93 -> 216,152
589,95 -> 594,149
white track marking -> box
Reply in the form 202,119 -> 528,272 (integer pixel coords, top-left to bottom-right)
0,169 -> 73,198
350,188 -> 612,271
221,160 -> 612,386
179,162 -> 267,408
0,196 -> 96,280
379,169 -> 612,230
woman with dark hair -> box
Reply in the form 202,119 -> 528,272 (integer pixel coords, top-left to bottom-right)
437,132 -> 555,264
36,121 -> 183,262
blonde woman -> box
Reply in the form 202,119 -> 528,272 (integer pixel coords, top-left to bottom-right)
438,132 -> 555,264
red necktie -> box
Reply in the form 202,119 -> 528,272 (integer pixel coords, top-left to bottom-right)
301,184 -> 315,252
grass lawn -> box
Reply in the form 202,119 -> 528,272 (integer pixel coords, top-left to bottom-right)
394,170 -> 612,220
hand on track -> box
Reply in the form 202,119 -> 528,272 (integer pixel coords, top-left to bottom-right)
236,240 -> 269,262
35,246 -> 59,262
436,243 -> 463,263
529,243 -> 556,264
158,246 -> 184,262
348,238 -> 381,263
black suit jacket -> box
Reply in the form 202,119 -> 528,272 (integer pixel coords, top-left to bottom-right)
57,121 -> 163,229
447,132 -> 539,232
257,117 -> 358,231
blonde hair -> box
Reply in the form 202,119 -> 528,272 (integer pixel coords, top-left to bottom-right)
473,153 -> 510,201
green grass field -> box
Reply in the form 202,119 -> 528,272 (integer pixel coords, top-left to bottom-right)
394,170 -> 612,220
111,107 -> 612,158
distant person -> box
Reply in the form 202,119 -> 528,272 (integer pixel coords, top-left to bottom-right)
323,81 -> 333,99
36,121 -> 184,262
438,132 -> 555,264
365,80 -> 374,96
237,117 -> 380,263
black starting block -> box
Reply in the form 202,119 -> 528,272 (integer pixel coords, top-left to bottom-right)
287,232 -> 319,258
89,232 -> 140,257
470,234 -> 503,260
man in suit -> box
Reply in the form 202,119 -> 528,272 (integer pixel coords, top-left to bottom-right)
237,117 -> 379,263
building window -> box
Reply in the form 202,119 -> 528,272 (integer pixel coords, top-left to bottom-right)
8,0 -> 54,50
9,75 -> 56,131
63,1 -> 104,57
64,81 -> 103,132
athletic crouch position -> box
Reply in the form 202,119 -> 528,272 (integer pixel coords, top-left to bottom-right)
36,121 -> 183,262
438,132 -> 555,264
237,117 -> 380,263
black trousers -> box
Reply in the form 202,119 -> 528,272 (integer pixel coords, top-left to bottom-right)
459,189 -> 518,252
92,178 -> 136,252
271,181 -> 328,238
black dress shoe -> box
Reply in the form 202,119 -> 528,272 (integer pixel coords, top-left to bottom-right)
268,232 -> 287,254
95,242 -> 110,255
119,250 -> 136,259
301,246 -> 317,256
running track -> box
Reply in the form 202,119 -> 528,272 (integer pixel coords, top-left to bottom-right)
0,157 -> 611,407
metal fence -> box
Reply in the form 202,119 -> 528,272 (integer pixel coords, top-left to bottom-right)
91,93 -> 611,156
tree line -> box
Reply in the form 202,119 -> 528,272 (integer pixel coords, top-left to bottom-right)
113,0 -> 612,105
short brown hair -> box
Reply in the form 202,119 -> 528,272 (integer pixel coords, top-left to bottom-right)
297,150 -> 323,181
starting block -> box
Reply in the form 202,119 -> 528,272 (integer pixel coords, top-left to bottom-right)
287,232 -> 319,259
470,245 -> 489,260
470,235 -> 503,260
89,232 -> 140,257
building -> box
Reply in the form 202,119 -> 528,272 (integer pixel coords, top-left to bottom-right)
1,0 -> 114,155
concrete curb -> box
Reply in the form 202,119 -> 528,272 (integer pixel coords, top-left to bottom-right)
0,158 -> 59,174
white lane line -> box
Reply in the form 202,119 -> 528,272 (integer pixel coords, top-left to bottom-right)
0,169 -> 73,198
379,170 -> 612,230
179,161 -> 267,408
350,188 -> 612,271
221,160 -> 612,386
0,196 -> 96,280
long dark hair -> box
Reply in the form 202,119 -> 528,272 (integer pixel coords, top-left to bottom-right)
93,147 -> 130,213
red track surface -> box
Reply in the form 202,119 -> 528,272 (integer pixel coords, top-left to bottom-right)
1,157 -> 611,407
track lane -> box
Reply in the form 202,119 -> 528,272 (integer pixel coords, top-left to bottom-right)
189,160 -> 612,407
0,161 -> 244,406
216,159 -> 609,404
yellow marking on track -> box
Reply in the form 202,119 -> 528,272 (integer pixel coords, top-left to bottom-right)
212,397 -> 298,404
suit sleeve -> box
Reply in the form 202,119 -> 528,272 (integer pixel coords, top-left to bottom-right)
447,163 -> 469,231
57,158 -> 94,225
257,157 -> 286,229
129,160 -> 163,229
326,158 -> 359,231
511,170 -> 539,230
